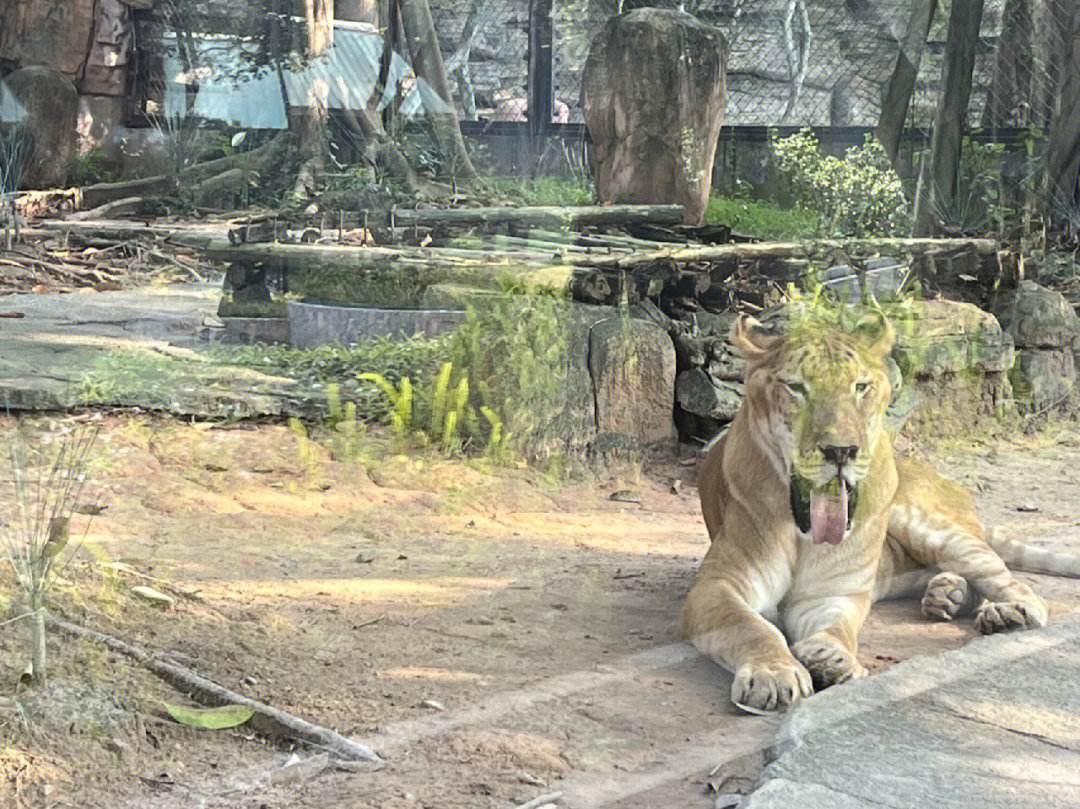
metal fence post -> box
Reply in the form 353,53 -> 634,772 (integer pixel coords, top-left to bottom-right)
528,0 -> 554,142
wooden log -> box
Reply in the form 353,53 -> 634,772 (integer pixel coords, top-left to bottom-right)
37,133 -> 291,214
186,236 -> 1001,293
80,176 -> 172,210
47,613 -> 383,766
565,237 -> 999,271
388,203 -> 684,230
67,196 -> 149,222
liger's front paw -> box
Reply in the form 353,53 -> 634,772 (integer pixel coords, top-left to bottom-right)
791,637 -> 867,691
731,658 -> 813,713
921,571 -> 971,621
974,598 -> 1047,634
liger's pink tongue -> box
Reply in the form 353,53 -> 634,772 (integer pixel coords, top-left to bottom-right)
810,478 -> 848,545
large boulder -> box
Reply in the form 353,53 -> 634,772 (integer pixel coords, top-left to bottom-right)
994,280 -> 1080,350
892,299 -> 1014,378
581,9 -> 728,226
3,66 -> 78,189
1010,349 -> 1075,409
589,316 -> 677,448
994,280 -> 1080,408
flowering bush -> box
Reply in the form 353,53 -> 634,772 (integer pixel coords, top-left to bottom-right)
771,129 -> 911,237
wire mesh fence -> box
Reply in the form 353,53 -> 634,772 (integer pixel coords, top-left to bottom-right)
429,0 -> 1072,131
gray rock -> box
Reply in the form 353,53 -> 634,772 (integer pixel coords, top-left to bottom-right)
547,304 -> 605,455
581,9 -> 728,225
892,299 -> 1014,377
676,367 -> 742,421
4,66 -> 78,189
1009,348 -> 1075,408
588,315 -> 677,448
692,310 -> 737,339
995,279 -> 1080,350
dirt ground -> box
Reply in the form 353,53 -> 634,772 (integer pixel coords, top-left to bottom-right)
1,416 -> 1079,809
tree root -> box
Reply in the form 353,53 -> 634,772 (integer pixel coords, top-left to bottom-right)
45,612 -> 383,767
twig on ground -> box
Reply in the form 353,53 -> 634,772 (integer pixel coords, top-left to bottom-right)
45,612 -> 384,766
514,791 -> 563,809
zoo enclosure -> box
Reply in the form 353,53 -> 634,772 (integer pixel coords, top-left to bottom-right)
433,0 -> 1065,131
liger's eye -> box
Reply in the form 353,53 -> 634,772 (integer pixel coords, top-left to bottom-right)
854,381 -> 872,396
784,380 -> 808,398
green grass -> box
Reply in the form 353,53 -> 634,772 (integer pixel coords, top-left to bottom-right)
483,174 -> 596,207
208,336 -> 451,422
704,195 -> 821,241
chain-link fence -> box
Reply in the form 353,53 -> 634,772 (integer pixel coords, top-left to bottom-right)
430,0 -> 1071,131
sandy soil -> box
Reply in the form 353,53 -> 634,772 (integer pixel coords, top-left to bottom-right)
0,416 -> 1077,809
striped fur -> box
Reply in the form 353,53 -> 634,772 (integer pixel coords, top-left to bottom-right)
680,314 -> 1055,713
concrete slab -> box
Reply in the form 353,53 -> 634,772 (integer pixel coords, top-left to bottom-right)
745,614 -> 1080,809
0,284 -> 303,416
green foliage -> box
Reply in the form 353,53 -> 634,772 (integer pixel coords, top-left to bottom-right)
80,351 -> 196,407
151,112 -> 204,180
704,195 -> 821,240
0,127 -> 27,196
209,335 -> 451,423
483,174 -> 596,207
347,296 -> 566,459
66,150 -> 114,187
355,361 -> 486,455
448,295 -> 567,458
213,130 -> 259,208
771,129 -> 910,237
321,383 -> 369,462
778,282 -> 916,334
933,130 -> 1045,236
1026,250 -> 1080,285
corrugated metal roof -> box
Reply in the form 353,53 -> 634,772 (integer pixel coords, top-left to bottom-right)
162,20 -> 451,129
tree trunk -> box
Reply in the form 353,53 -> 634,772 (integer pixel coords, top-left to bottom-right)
1031,0 -> 1067,129
876,0 -> 938,168
1046,0 -> 1080,217
292,0 -> 334,200
446,0 -> 485,120
914,0 -> 985,236
398,0 -> 477,182
982,0 -> 1032,128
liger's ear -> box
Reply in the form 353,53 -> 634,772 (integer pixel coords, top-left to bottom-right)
851,310 -> 895,358
730,315 -> 783,361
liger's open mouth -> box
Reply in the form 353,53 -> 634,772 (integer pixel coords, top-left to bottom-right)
790,472 -> 858,545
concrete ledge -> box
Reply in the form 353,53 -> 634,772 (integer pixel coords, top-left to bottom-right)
744,614 -> 1080,809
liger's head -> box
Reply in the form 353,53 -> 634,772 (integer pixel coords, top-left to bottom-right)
731,311 -> 894,545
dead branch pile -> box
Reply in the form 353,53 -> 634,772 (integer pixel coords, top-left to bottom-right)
0,231 -> 214,295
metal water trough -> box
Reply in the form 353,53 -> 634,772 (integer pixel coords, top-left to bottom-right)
287,301 -> 467,348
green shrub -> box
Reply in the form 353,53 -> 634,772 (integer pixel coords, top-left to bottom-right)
67,149 -> 114,187
771,129 -> 910,237
704,195 -> 821,240
449,294 -> 568,458
208,335 -> 450,422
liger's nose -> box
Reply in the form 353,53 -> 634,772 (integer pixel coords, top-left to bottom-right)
820,444 -> 858,466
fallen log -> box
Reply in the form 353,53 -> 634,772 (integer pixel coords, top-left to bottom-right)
80,176 -> 172,210
68,196 -> 149,222
46,612 -> 384,766
570,237 -> 1000,271
21,134 -> 292,216
387,203 -> 685,230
